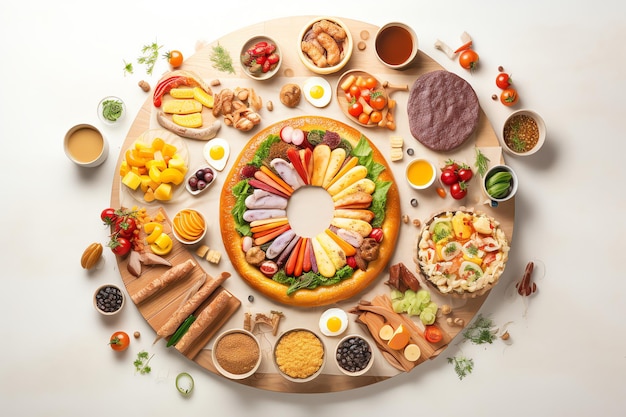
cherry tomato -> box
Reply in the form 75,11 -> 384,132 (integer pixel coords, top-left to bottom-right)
110,237 -> 131,256
459,49 -> 479,70
496,72 -> 512,89
500,88 -> 519,106
356,76 -> 368,89
101,208 -> 117,225
115,217 -> 137,239
440,169 -> 459,185
348,100 -> 363,117
370,111 -> 383,124
450,182 -> 468,200
166,50 -> 183,68
348,84 -> 361,99
358,113 -> 370,125
443,159 -> 459,172
457,166 -> 473,182
370,93 -> 387,111
109,331 -> 130,351
424,325 -> 443,344
364,76 -> 378,90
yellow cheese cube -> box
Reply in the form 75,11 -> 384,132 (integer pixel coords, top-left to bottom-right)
121,171 -> 142,190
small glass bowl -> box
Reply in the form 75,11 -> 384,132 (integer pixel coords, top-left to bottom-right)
97,96 -> 126,125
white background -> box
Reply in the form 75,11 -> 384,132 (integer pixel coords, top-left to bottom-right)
1,0 -> 624,416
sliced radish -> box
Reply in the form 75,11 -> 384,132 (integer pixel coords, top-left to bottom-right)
280,126 -> 294,143
291,128 -> 305,146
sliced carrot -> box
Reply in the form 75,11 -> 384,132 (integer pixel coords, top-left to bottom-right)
250,218 -> 290,233
294,237 -> 308,276
249,217 -> 289,227
248,179 -> 290,199
287,148 -> 309,184
285,237 -> 303,276
254,170 -> 292,196
325,229 -> 357,256
253,224 -> 291,246
302,238 -> 312,272
300,148 -> 313,183
253,223 -> 289,238
326,156 -> 358,189
454,41 -> 473,53
260,165 -> 294,195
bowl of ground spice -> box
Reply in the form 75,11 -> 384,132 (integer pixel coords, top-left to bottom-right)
501,109 -> 546,156
212,329 -> 261,380
273,328 -> 326,383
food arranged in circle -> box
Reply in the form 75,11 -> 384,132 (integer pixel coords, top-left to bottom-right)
416,210 -> 510,298
220,116 -> 401,307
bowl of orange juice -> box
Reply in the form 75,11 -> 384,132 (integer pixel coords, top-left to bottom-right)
405,158 -> 436,190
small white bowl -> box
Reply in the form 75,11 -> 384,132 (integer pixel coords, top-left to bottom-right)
240,36 -> 282,80
273,328 -> 326,383
93,284 -> 125,316
482,164 -> 518,207
500,109 -> 546,156
334,334 -> 374,376
374,22 -> 419,70
212,329 -> 262,380
97,96 -> 126,125
298,17 -> 353,75
64,123 -> 109,168
405,158 -> 436,190
185,165 -> 217,196
172,208 -> 207,245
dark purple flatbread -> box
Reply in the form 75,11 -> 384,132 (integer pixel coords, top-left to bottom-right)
407,70 -> 480,151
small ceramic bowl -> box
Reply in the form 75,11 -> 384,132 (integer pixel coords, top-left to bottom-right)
93,284 -> 125,316
212,329 -> 262,380
406,158 -> 436,190
334,334 -> 374,376
273,328 -> 326,383
298,17 -> 353,75
97,96 -> 126,125
482,164 -> 518,207
240,35 -> 282,80
374,22 -> 419,70
172,208 -> 207,245
185,165 -> 216,196
64,123 -> 109,167
500,109 -> 546,156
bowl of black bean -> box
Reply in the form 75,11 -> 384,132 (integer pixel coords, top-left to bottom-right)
93,284 -> 125,316
334,334 -> 374,376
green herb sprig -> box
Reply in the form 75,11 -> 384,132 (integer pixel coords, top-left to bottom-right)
134,350 -> 154,374
447,356 -> 474,380
462,314 -> 497,345
474,147 -> 490,177
137,41 -> 163,75
210,44 -> 235,74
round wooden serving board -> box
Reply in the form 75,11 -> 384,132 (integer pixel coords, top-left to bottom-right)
110,16 -> 514,393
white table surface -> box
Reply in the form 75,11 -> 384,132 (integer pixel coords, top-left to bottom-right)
1,0 -> 624,415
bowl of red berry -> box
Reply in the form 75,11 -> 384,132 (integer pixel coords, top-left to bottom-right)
240,36 -> 281,80
186,166 -> 217,196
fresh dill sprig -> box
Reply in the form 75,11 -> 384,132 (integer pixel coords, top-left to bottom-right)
447,356 -> 474,380
137,41 -> 162,75
210,44 -> 235,74
474,147 -> 490,177
462,314 -> 497,345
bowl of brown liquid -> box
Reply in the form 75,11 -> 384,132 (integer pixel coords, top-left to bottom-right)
64,124 -> 109,167
374,22 -> 419,70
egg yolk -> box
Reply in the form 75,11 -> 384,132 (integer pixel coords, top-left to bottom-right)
210,145 -> 224,160
326,316 -> 342,333
310,85 -> 325,100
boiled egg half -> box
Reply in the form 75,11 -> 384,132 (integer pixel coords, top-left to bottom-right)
203,138 -> 230,171
303,76 -> 332,108
318,308 -> 348,337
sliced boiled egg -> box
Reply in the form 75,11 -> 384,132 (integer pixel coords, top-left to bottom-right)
203,138 -> 230,171
303,76 -> 332,108
319,307 -> 348,337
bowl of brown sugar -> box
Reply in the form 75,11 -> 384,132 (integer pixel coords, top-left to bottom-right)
500,109 -> 546,156
212,329 -> 261,380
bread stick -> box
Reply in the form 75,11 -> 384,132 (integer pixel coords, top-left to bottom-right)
131,259 -> 196,304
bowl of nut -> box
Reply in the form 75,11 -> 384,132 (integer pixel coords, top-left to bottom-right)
240,36 -> 282,80
334,334 -> 374,376
298,17 -> 353,75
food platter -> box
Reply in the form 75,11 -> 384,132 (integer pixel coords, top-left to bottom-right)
110,16 -> 514,393
335,69 -> 390,128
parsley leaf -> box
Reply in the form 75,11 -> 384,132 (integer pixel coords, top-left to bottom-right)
447,356 -> 474,380
462,314 -> 497,344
